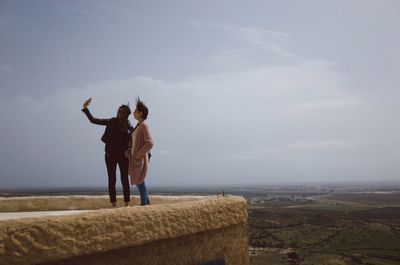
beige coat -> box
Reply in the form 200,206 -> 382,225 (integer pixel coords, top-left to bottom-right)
128,121 -> 154,185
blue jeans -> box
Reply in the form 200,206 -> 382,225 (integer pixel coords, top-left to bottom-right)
136,181 -> 150,205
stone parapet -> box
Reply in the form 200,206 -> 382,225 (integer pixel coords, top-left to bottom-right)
0,196 -> 249,265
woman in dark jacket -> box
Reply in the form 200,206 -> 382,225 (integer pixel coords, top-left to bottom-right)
82,98 -> 133,207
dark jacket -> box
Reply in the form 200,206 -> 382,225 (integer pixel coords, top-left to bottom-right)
82,108 -> 133,155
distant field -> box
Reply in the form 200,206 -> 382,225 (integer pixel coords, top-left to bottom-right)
248,199 -> 400,265
326,193 -> 400,206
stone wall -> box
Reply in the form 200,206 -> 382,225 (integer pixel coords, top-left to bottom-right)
0,195 -> 213,212
0,196 -> 249,265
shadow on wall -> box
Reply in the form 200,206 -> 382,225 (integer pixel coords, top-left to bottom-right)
41,225 -> 239,265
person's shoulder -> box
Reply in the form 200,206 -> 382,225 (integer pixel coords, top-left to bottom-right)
136,121 -> 149,133
141,121 -> 151,129
108,117 -> 118,125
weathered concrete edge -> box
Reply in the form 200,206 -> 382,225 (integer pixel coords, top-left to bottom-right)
0,196 -> 248,265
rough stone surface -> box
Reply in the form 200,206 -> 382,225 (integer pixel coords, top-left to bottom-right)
0,196 -> 249,265
42,223 -> 249,265
0,195 -> 213,212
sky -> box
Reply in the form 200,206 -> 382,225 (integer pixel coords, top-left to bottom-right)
0,0 -> 399,188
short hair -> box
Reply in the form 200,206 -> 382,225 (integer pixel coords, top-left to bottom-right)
136,97 -> 148,119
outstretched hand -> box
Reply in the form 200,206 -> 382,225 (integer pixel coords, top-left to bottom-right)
82,98 -> 92,109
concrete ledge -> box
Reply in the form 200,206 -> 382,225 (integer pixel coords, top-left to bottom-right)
0,196 -> 249,265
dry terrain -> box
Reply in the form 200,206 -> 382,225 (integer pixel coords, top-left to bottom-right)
248,192 -> 400,265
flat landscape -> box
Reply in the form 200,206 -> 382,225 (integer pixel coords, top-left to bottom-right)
246,187 -> 400,265
1,184 -> 400,265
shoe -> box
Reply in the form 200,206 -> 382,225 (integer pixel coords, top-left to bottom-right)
125,202 -> 129,207
111,202 -> 116,208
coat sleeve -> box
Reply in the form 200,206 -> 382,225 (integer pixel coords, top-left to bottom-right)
81,108 -> 110,126
137,123 -> 154,157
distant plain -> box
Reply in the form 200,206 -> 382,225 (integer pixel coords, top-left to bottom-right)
1,184 -> 400,265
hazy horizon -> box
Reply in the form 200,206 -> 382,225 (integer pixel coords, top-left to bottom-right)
1,1 -> 399,188
2,180 -> 400,192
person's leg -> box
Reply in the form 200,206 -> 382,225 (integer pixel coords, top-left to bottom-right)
105,152 -> 117,206
118,155 -> 130,205
143,181 -> 150,205
146,195 -> 150,205
136,182 -> 149,206
146,183 -> 150,205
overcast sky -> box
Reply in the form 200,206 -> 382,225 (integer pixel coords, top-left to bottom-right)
1,0 -> 399,188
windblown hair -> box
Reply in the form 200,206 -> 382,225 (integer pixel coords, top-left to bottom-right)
118,104 -> 132,116
136,96 -> 149,119
116,105 -> 131,130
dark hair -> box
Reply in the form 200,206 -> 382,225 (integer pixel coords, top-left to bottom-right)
118,104 -> 131,115
136,97 -> 148,119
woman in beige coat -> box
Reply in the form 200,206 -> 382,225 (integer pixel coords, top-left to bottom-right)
128,98 -> 154,205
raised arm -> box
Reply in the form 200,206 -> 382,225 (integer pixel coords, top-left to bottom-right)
81,98 -> 110,126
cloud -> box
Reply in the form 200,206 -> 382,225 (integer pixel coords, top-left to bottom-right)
287,140 -> 359,150
231,27 -> 292,56
156,150 -> 178,156
1,56 -> 399,187
0,64 -> 14,74
289,99 -> 363,111
176,21 -> 304,73
51,2 -> 94,16
27,147 -> 39,153
181,20 -> 294,58
182,21 -> 289,40
219,140 -> 362,161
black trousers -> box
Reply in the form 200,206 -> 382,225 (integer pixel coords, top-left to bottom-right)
105,152 -> 130,203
